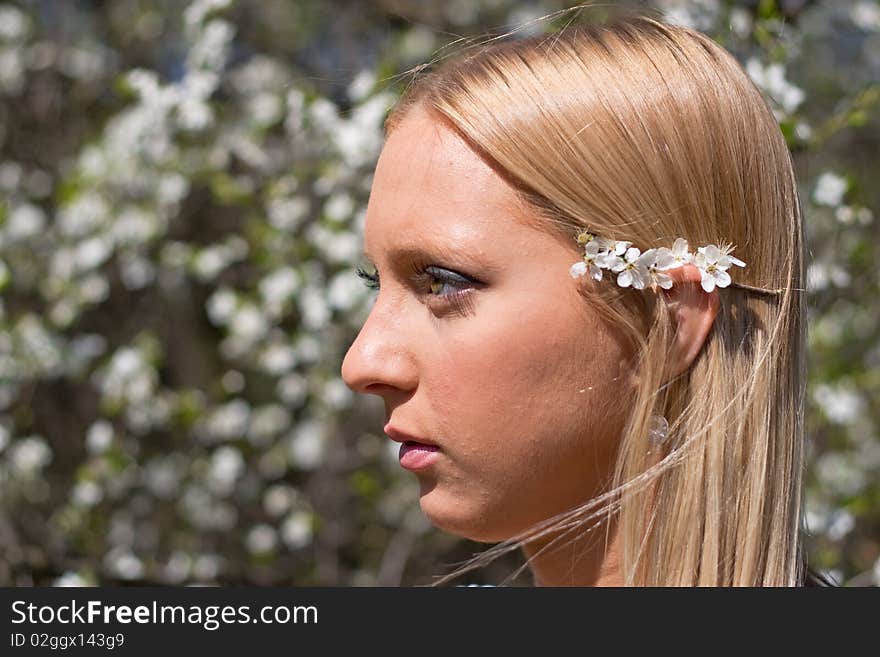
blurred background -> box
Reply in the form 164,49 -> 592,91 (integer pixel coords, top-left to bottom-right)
0,0 -> 877,586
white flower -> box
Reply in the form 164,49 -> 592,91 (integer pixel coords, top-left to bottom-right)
745,58 -> 805,114
248,92 -> 283,127
852,1 -> 880,31
0,6 -> 30,41
693,243 -> 745,293
729,7 -> 752,37
71,480 -> 103,507
248,404 -> 291,443
277,374 -> 308,407
611,239 -> 632,256
246,524 -> 278,554
281,511 -> 313,549
288,419 -> 325,470
206,288 -> 237,326
267,196 -> 309,231
75,237 -> 112,271
641,247 -> 680,290
259,343 -> 297,375
813,172 -> 848,207
184,0 -> 232,30
192,245 -> 229,281
6,203 -> 46,240
263,484 -> 298,517
322,377 -> 353,410
112,207 -> 156,245
259,267 -> 300,307
104,549 -> 144,581
569,261 -> 589,279
176,98 -> 214,131
192,554 -> 222,581
229,304 -> 267,342
669,237 -> 693,265
10,435 -> 52,474
324,192 -> 354,222
570,233 -> 745,293
348,69 -> 376,102
162,551 -> 192,584
207,446 -> 245,495
86,420 -> 113,454
826,509 -> 855,541
609,246 -> 653,289
328,270 -> 367,311
157,173 -> 189,205
53,571 -> 91,587
813,382 -> 864,425
569,238 -> 609,281
298,285 -> 331,330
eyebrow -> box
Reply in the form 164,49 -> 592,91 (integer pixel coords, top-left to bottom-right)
363,244 -> 454,263
362,243 -> 502,274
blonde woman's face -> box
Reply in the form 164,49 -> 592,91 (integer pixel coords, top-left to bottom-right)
341,103 -> 633,542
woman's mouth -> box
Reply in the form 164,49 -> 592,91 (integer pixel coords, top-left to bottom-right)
398,441 -> 440,471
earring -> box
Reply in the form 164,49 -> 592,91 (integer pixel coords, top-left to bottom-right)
648,414 -> 669,447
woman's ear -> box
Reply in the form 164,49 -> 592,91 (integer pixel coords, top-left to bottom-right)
660,264 -> 719,380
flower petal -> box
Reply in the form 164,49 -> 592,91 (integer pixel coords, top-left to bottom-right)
597,237 -> 615,252
653,248 -> 676,269
657,274 -> 674,289
570,262 -> 587,278
593,253 -> 610,268
608,256 -> 626,272
700,271 -> 715,293
702,244 -> 721,262
618,269 -> 632,287
637,247 -> 655,261
713,268 -> 731,287
631,269 -> 647,289
671,237 -> 689,257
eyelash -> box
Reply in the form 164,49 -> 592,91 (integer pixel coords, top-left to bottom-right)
355,263 -> 478,316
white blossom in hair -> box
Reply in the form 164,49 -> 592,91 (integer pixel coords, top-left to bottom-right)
569,230 -> 747,293
693,243 -> 747,293
571,233 -> 613,281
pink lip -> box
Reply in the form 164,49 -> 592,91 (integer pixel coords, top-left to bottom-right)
398,442 -> 439,470
384,423 -> 441,471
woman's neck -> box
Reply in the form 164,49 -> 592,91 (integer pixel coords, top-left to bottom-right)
523,518 -> 623,587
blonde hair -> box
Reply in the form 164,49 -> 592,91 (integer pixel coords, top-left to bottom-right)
384,10 -> 808,586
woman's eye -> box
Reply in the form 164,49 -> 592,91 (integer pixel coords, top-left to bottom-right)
427,274 -> 465,297
420,266 -> 478,316
421,266 -> 474,298
355,262 -> 479,316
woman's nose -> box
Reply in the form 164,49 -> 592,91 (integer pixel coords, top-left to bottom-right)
341,308 -> 418,397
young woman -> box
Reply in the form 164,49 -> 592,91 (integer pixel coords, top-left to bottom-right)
341,13 -> 827,586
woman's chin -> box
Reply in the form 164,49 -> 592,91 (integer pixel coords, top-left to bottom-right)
417,487 -> 516,544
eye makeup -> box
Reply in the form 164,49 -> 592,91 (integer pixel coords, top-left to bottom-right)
355,264 -> 380,290
355,259 -> 481,317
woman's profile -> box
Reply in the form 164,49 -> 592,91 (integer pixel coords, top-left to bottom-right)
341,10 -> 829,586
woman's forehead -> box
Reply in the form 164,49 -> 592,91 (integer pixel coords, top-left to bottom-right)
363,107 -> 543,260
